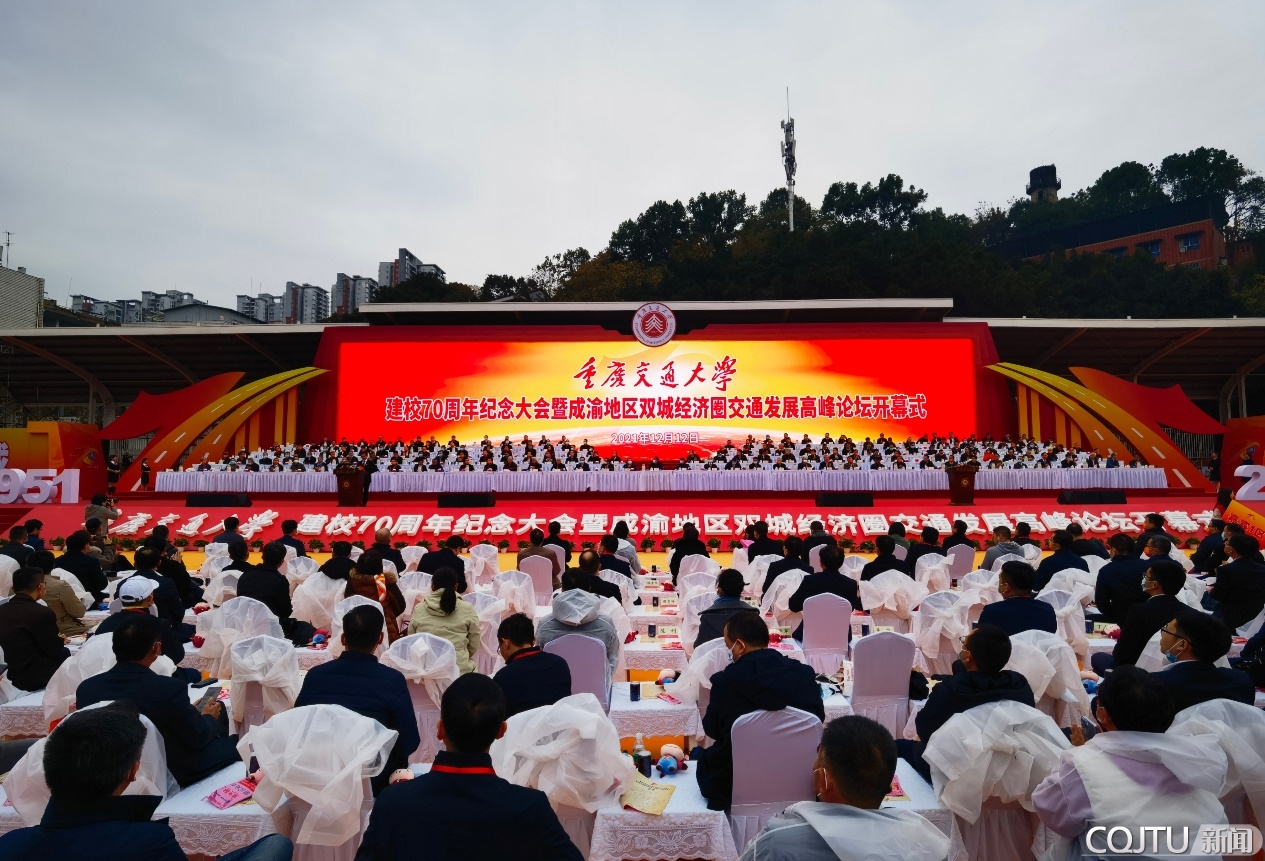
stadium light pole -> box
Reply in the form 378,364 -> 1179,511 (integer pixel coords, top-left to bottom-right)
780,91 -> 796,233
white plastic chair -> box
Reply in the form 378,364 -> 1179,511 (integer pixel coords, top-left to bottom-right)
913,553 -> 951,593
859,569 -> 928,634
598,570 -> 635,611
544,633 -> 609,712
850,631 -> 915,736
759,570 -> 805,632
731,547 -> 749,575
800,594 -> 851,675
912,591 -> 969,676
42,633 -> 177,725
945,544 -> 976,580
493,570 -> 535,618
546,544 -> 567,570
520,556 -> 555,607
203,542 -> 231,559
1021,544 -> 1041,564
230,634 -> 300,736
204,569 -> 242,607
808,545 -> 825,573
1035,589 -> 1089,658
990,553 -> 1026,573
892,544 -> 908,562
679,591 -> 716,653
728,707 -> 824,853
400,545 -> 427,572
196,596 -> 286,678
382,633 -> 460,764
468,544 -> 501,584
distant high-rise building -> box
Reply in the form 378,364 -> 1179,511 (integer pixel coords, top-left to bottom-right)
0,266 -> 45,328
236,292 -> 284,323
283,281 -> 329,324
377,247 -> 445,287
141,289 -> 198,315
70,294 -> 128,324
331,273 -> 378,316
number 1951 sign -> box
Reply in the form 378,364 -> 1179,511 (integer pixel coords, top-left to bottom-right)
0,469 -> 80,504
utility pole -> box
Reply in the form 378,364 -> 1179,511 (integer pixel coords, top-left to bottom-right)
780,91 -> 796,232
1,232 -> 11,268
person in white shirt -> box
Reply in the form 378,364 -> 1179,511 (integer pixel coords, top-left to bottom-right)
738,716 -> 949,861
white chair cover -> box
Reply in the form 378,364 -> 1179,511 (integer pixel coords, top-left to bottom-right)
328,595 -> 387,659
671,638 -> 731,708
42,633 -> 177,723
291,572 -> 349,631
677,554 -> 719,579
1169,542 -> 1194,572
241,704 -> 397,847
400,545 -> 427,572
730,546 -> 749,575
468,544 -> 501,583
678,570 -> 718,597
382,633 -> 460,764
808,544 -> 825,573
520,556 -> 555,606
349,546 -> 363,562
397,571 -> 432,624
204,569 -> 242,607
204,542 -> 231,559
474,595 -> 508,676
1034,589 -> 1089,658
1008,630 -> 1090,728
912,591 -> 969,676
945,544 -> 976,579
286,556 -> 320,593
50,567 -> 93,609
850,631 -> 915,736
494,570 -> 535,618
230,634 -> 300,732
729,707 -> 824,853
759,570 -> 805,631
1168,699 -> 1265,827
1020,544 -> 1041,564
959,569 -> 1002,607
197,596 -> 286,678
546,544 -> 566,570
858,569 -> 929,634
1083,555 -> 1108,575
923,701 -> 1070,861
679,591 -> 715,652
283,544 -> 298,564
0,555 -> 17,596
6,703 -> 177,826
1040,570 -> 1096,608
1238,607 -> 1265,639
913,553 -> 952,594
840,555 -> 868,579
0,644 -> 25,704
990,553 -> 1026,573
892,544 -> 908,561
544,633 -> 610,711
745,554 -> 783,598
598,570 -> 635,611
800,594 -> 851,674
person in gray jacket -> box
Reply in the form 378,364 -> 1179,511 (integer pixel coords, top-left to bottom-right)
981,525 -> 1026,571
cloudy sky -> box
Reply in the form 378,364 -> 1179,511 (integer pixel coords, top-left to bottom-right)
2,2 -> 1263,308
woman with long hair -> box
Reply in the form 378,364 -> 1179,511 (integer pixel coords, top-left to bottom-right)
407,566 -> 480,673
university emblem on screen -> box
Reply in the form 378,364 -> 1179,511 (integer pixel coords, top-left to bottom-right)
632,303 -> 676,347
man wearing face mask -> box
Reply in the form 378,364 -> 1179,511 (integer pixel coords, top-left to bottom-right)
737,716 -> 950,861
695,613 -> 823,812
1090,558 -> 1186,676
894,624 -> 1033,782
1151,610 -> 1254,713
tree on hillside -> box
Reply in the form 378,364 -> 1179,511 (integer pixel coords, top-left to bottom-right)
821,174 -> 928,229
1157,147 -> 1265,236
375,272 -> 479,303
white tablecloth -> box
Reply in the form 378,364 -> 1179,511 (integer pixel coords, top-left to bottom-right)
608,685 -> 702,739
624,641 -> 805,674
155,471 -> 336,493
369,467 -> 1166,494
154,762 -> 289,857
0,690 -> 48,737
627,608 -> 681,635
589,769 -> 738,861
183,644 -> 332,674
887,759 -> 955,839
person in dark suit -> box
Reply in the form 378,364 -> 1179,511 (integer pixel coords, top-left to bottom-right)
276,519 -> 308,558
744,520 -> 784,562
941,519 -> 975,553
294,604 -> 419,794
1187,520 -> 1224,574
542,521 -> 573,566
696,613 -> 824,812
1133,514 -> 1179,558
0,525 -> 33,566
1066,523 -> 1109,559
1012,521 -> 1041,549
492,612 -> 572,717
1034,530 -> 1088,591
0,701 -> 293,861
787,545 -> 860,641
667,523 -> 709,583
1091,558 -> 1188,675
1093,534 -> 1149,625
143,536 -> 201,608
370,528 -> 407,574
22,519 -> 44,554
801,521 -> 836,555
354,673 -> 583,861
55,530 -> 108,601
209,516 -> 246,547
694,569 -> 759,650
904,527 -> 944,572
119,547 -> 186,633
597,535 -> 634,578
236,542 -> 299,640
418,535 -> 468,592
896,624 -> 1034,781
565,551 -> 623,603
1206,534 -> 1265,630
319,540 -> 357,581
77,614 -> 239,787
860,535 -> 908,580
1151,610 -> 1255,714
761,535 -> 810,595
94,578 -> 194,679
0,567 -> 70,691
976,561 -> 1058,637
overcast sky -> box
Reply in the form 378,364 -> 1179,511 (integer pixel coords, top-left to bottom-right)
2,2 -> 1263,308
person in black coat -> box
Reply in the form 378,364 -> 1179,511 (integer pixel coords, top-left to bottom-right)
744,521 -> 784,562
786,545 -> 860,641
1033,530 -> 1088,591
77,614 -> 239,787
277,519 -> 308,558
418,536 -> 469,592
492,612 -> 572,717
895,624 -> 1034,781
143,536 -> 201,608
354,673 -> 583,861
319,540 -> 357,581
667,523 -> 709,583
941,520 -> 975,553
370,528 -> 407,573
209,516 -> 246,547
695,613 -> 825,811
801,521 -> 836,555
694,569 -> 759,650
976,561 -> 1058,637
0,568 -> 70,691
120,547 -> 186,634
1067,522 -> 1109,559
761,535 -> 810,595
1188,520 -> 1224,574
1091,558 -> 1188,675
235,543 -> 298,639
860,535 -> 908,580
0,526 -> 33,566
1133,514 -> 1179,558
1092,534 -> 1149,625
1151,610 -> 1255,714
564,550 -> 623,602
1206,534 -> 1265,630
597,535 -> 634,578
294,605 -> 420,794
542,522 -> 573,565
55,530 -> 108,601
904,527 -> 944,572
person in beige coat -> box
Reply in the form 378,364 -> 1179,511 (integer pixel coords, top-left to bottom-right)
28,551 -> 90,636
407,567 -> 481,673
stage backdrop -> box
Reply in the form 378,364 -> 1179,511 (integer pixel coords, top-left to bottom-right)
302,322 -> 1013,455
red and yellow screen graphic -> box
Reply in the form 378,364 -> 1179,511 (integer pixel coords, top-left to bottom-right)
333,333 -> 977,450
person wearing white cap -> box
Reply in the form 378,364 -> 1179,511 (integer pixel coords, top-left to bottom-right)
535,571 -> 621,689
92,577 -> 196,681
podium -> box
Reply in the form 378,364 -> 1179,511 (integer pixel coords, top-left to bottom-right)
946,464 -> 979,505
336,467 -> 365,507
